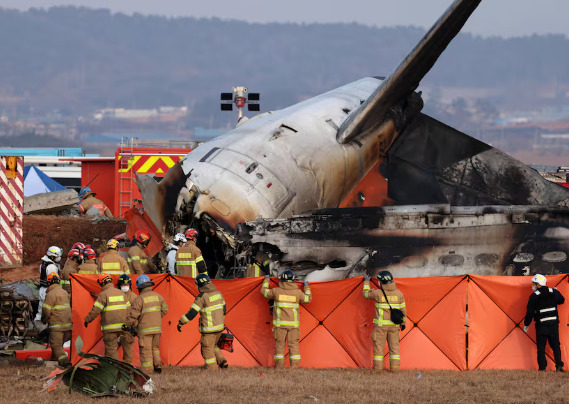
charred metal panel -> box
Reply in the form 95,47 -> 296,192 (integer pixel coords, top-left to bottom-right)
240,205 -> 569,281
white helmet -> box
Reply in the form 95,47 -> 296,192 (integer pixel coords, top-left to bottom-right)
173,233 -> 187,243
532,274 -> 547,287
47,246 -> 62,262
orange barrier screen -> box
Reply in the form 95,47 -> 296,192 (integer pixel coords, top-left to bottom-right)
70,274 -> 568,370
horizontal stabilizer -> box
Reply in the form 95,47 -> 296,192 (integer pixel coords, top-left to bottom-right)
338,0 -> 481,144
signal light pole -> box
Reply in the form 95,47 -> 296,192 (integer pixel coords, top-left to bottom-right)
220,86 -> 260,121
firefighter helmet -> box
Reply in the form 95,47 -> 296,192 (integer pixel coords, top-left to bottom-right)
135,230 -> 151,245
78,186 -> 94,199
195,274 -> 211,287
173,233 -> 187,244
136,274 -> 154,289
46,272 -> 60,285
118,273 -> 131,286
185,228 -> 198,241
107,239 -> 119,250
83,247 -> 96,260
72,242 -> 86,251
97,273 -> 112,286
377,270 -> 394,284
67,248 -> 81,261
280,269 -> 295,282
532,274 -> 547,287
47,246 -> 62,262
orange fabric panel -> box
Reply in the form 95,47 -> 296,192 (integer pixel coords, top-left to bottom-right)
339,160 -> 393,208
416,278 -> 467,370
399,328 -> 461,370
468,275 -> 568,370
224,279 -> 277,366
296,326 -> 358,368
323,282 -> 375,368
69,274 -> 568,370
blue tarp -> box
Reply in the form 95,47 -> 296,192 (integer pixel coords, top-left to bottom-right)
23,165 -> 66,197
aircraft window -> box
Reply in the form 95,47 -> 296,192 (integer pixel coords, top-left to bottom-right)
475,253 -> 499,267
402,255 -> 427,269
439,254 -> 464,267
199,147 -> 220,163
245,162 -> 258,174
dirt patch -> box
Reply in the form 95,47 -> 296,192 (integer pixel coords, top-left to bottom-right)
2,366 -> 569,403
22,215 -> 126,265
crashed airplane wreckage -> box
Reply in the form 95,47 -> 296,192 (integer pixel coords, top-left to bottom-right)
134,0 -> 569,281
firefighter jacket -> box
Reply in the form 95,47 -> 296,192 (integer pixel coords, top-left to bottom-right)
39,256 -> 59,288
41,284 -> 72,331
246,259 -> 270,278
127,243 -> 151,274
78,194 -> 114,219
60,258 -> 78,291
123,289 -> 138,305
363,281 -> 406,326
98,249 -> 130,275
261,280 -> 311,329
78,259 -> 99,274
176,241 -> 206,277
524,286 -> 565,328
85,283 -> 131,333
125,287 -> 168,335
180,283 -> 225,333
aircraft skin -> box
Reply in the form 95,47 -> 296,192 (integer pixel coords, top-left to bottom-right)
136,0 -> 569,280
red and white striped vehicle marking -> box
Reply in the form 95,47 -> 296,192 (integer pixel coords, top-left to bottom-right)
0,156 -> 24,267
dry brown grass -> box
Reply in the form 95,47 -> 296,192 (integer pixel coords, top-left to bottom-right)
2,363 -> 569,403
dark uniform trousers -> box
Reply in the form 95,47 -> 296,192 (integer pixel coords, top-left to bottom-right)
537,324 -> 563,370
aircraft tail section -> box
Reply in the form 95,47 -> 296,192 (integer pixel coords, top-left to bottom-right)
383,114 -> 569,207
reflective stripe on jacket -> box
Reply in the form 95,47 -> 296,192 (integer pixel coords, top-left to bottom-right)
77,260 -> 99,274
127,244 -> 150,274
42,284 -> 72,331
261,280 -> 311,328
125,287 -> 168,335
363,280 -> 406,326
176,241 -> 205,277
98,249 -> 130,275
84,283 -> 131,332
180,283 -> 225,333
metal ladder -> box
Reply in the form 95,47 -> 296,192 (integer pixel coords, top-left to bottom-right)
118,137 -> 136,217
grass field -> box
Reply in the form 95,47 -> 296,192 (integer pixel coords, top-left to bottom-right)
2,362 -> 569,403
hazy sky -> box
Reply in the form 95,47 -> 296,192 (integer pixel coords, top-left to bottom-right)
0,0 -> 567,38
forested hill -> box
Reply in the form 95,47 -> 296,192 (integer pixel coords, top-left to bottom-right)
0,6 -> 568,124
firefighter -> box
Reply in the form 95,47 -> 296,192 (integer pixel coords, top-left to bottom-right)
127,231 -> 154,274
78,246 -> 99,274
35,246 -> 62,322
124,274 -> 168,374
41,273 -> 71,367
524,274 -> 565,371
363,270 -> 407,371
118,274 -> 137,365
60,248 -> 82,294
77,186 -> 114,219
177,274 -> 228,370
98,239 -> 130,275
246,252 -> 270,278
261,269 -> 311,368
175,228 -> 206,277
84,273 -> 130,360
167,233 -> 186,275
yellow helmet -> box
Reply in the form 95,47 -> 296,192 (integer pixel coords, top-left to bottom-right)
107,239 -> 119,249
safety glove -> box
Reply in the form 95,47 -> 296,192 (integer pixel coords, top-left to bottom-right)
400,324 -> 406,331
264,274 -> 270,280
523,325 -> 529,333
84,321 -> 88,328
177,322 -> 183,332
303,280 -> 309,287
363,273 -> 371,281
